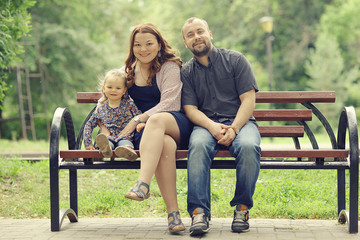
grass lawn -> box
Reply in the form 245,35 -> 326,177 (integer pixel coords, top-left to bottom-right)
0,138 -> 349,220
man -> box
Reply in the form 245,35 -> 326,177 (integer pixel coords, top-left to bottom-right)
181,17 -> 261,236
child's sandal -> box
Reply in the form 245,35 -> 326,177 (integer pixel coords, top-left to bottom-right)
168,211 -> 185,233
124,180 -> 150,201
95,133 -> 112,158
114,146 -> 138,161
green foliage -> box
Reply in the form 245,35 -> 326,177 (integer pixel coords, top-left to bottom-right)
0,79 -> 9,110
0,0 -> 35,68
305,30 -> 347,130
7,0 -> 147,134
0,0 -> 36,103
320,0 -> 360,67
1,0 -> 360,139
318,0 -> 360,112
305,0 -> 360,129
305,31 -> 344,91
27,0 -> 144,102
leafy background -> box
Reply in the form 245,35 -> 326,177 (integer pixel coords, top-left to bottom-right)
1,0 -> 360,140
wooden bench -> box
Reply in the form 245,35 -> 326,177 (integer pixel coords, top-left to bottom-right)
49,91 -> 359,233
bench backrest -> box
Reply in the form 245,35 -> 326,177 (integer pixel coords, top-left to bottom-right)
77,91 -> 335,104
76,91 -> 336,147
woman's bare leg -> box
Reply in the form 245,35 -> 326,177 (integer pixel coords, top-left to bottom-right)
129,112 -> 184,231
155,134 -> 179,213
137,112 -> 180,184
156,135 -> 185,232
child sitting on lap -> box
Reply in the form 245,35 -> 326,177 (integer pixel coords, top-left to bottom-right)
83,69 -> 142,161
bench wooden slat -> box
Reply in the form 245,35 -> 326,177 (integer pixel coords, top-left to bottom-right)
258,126 -> 304,137
178,149 -> 349,159
254,110 -> 312,121
77,91 -> 336,104
58,160 -> 350,170
77,92 -> 101,103
60,149 -> 349,160
255,91 -> 335,103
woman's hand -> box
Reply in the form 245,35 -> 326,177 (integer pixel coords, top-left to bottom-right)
85,145 -> 95,150
136,123 -> 146,132
119,120 -> 137,137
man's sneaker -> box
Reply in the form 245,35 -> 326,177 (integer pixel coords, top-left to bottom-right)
231,205 -> 250,232
189,208 -> 210,236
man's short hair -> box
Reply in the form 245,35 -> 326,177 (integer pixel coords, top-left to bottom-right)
182,17 -> 210,38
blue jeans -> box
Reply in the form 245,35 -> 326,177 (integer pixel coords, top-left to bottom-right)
108,139 -> 133,150
187,121 -> 261,217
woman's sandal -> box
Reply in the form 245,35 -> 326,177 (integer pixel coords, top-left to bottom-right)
168,211 -> 185,233
124,180 -> 150,201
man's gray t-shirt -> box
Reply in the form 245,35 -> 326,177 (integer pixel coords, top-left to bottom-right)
181,46 -> 258,123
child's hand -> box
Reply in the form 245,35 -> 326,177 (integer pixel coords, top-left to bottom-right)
85,145 -> 95,150
136,123 -> 146,132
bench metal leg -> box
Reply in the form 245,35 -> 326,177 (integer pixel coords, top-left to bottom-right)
59,208 -> 78,228
338,168 -> 359,234
337,169 -> 346,215
348,153 -> 358,233
50,164 -> 60,231
69,169 -> 78,215
50,168 -> 79,231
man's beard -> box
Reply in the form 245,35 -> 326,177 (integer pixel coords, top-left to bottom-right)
192,41 -> 211,57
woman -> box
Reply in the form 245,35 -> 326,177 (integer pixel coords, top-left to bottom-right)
103,23 -> 192,233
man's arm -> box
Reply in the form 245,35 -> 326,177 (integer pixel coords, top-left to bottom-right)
217,88 -> 256,146
232,88 -> 256,132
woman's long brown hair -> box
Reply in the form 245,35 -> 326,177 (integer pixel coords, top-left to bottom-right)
124,23 -> 182,86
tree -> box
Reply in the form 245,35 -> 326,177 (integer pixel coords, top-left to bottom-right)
0,0 -> 35,104
318,0 -> 360,109
26,0 -> 148,110
305,30 -> 346,130
2,0 -> 359,139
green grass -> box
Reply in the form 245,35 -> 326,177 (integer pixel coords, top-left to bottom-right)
0,138 -> 67,153
0,139 -> 349,220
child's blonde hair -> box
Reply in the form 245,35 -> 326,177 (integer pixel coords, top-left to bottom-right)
97,69 -> 128,106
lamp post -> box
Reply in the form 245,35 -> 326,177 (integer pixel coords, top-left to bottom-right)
259,16 -> 274,92
260,16 -> 274,137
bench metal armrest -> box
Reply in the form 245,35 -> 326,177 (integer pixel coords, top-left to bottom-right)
49,107 -> 77,231
336,106 -> 359,233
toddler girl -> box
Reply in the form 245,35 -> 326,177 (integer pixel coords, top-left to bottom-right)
83,69 -> 141,161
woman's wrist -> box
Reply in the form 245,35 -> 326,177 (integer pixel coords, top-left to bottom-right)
138,113 -> 149,123
133,115 -> 141,124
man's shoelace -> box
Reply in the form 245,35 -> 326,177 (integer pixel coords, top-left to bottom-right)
192,213 -> 205,224
234,210 -> 247,221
